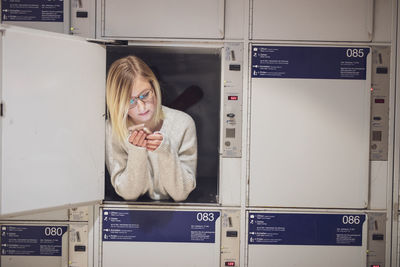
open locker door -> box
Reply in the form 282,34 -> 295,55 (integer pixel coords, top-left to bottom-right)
0,25 -> 106,216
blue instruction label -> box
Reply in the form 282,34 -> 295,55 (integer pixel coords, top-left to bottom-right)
102,209 -> 220,243
1,225 -> 67,256
2,0 -> 64,22
248,213 -> 365,246
251,46 -> 369,80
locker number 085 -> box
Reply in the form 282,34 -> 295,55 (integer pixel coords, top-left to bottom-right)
346,48 -> 365,58
196,212 -> 215,222
342,215 -> 361,224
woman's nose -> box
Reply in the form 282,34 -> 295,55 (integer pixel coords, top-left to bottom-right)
136,99 -> 145,112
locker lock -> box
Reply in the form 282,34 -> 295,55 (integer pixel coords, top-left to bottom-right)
372,234 -> 384,241
74,245 -> 86,252
226,230 -> 238,237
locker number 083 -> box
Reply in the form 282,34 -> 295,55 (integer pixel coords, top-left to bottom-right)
196,212 -> 215,222
346,49 -> 365,58
342,215 -> 361,224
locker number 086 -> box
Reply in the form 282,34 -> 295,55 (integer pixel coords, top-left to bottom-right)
342,215 -> 361,224
196,212 -> 215,222
346,48 -> 365,58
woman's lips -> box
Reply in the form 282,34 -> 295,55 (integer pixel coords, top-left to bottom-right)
139,110 -> 150,116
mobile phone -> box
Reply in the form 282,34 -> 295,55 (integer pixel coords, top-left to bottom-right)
143,127 -> 152,134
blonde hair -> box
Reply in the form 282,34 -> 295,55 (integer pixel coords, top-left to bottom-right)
106,56 -> 164,143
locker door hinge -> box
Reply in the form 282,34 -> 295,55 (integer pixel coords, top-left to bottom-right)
86,39 -> 127,46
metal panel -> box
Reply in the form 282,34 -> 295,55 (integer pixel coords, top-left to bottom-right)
0,25 -> 105,216
367,212 -> 386,267
1,209 -> 69,221
370,161 -> 388,209
69,223 -> 89,267
70,0 -> 96,38
221,43 -> 243,158
101,0 -> 225,39
220,209 -> 240,267
370,46 -> 391,161
220,158 -> 241,206
225,0 -> 245,40
251,0 -> 373,41
372,0 -> 392,42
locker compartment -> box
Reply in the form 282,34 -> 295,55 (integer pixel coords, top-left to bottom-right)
0,24 -> 243,219
98,0 -> 225,39
246,210 -> 369,267
104,43 -> 243,205
251,0 -> 375,41
99,207 -> 239,267
249,44 -> 371,208
104,46 -> 221,204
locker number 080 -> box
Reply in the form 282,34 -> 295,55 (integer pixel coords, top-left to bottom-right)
342,215 -> 361,225
346,48 -> 365,58
44,227 -> 63,236
196,212 -> 215,222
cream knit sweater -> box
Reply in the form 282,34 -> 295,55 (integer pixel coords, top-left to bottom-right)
105,106 -> 197,201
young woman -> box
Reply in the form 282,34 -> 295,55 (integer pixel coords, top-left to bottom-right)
105,55 -> 197,202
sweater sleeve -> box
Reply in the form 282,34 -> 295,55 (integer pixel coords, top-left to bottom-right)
154,117 -> 197,201
105,123 -> 150,200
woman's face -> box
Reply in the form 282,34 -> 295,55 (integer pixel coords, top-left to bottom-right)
127,76 -> 156,125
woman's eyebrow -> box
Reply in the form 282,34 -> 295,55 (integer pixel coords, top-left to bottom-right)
131,87 -> 151,98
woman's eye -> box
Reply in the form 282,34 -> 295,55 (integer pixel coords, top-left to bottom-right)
141,91 -> 150,99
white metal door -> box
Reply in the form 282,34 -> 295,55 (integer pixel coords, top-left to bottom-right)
249,45 -> 371,208
251,0 -> 374,41
247,211 -> 368,267
0,25 -> 106,216
100,0 -> 225,39
101,208 -> 221,267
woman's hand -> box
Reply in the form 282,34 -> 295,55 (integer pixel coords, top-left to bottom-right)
146,133 -> 163,151
128,130 -> 148,148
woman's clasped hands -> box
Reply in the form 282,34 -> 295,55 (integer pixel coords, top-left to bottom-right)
128,124 -> 163,152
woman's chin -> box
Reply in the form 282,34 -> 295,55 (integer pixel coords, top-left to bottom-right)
134,116 -> 152,126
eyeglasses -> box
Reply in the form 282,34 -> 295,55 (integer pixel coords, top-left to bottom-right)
129,89 -> 154,109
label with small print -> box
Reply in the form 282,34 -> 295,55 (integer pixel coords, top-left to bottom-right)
248,213 -> 365,246
1,225 -> 67,256
102,209 -> 220,243
251,46 -> 369,80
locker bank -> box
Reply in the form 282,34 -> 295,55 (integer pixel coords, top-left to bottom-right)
0,0 -> 399,266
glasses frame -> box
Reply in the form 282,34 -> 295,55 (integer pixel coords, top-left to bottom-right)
128,89 -> 154,109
